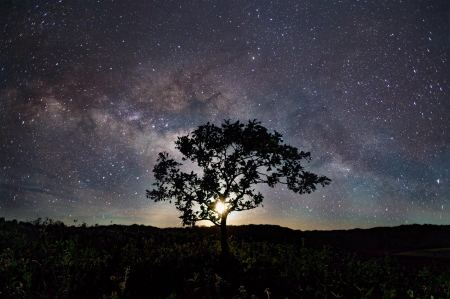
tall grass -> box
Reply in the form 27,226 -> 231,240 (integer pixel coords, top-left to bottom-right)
0,218 -> 449,298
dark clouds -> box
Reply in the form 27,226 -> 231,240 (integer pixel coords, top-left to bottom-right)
0,0 -> 449,229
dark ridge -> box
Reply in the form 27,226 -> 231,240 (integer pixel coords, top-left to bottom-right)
180,223 -> 450,252
2,218 -> 450,252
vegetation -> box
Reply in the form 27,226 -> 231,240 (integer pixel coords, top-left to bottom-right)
147,119 -> 330,254
1,218 -> 450,299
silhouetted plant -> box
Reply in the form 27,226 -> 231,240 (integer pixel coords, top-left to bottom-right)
1,219 -> 449,298
146,119 -> 331,255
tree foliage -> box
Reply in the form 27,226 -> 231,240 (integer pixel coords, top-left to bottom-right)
146,119 -> 331,253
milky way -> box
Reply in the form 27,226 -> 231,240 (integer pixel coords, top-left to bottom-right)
1,0 -> 449,230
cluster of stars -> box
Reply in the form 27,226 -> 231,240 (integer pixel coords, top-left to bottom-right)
0,0 -> 448,230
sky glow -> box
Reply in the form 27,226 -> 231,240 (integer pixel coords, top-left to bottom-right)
0,0 -> 449,230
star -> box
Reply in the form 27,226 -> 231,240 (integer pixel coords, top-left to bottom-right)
0,0 -> 448,230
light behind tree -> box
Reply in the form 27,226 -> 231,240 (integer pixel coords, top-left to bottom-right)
146,119 -> 331,255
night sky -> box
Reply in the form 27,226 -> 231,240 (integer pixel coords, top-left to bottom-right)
1,0 -> 449,230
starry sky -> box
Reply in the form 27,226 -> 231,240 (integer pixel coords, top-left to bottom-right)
1,0 -> 449,230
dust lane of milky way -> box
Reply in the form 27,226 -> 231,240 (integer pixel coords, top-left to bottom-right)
0,0 -> 448,230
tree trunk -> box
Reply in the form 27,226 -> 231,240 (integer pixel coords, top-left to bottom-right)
220,214 -> 228,256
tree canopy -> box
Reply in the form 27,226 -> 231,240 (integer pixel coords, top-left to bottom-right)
146,119 -> 331,254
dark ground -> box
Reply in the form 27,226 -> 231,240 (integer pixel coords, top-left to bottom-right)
186,223 -> 450,267
4,217 -> 450,265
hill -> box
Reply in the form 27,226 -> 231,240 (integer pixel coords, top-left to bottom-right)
187,223 -> 450,259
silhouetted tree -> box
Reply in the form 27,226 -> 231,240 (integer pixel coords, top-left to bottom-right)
146,119 -> 331,255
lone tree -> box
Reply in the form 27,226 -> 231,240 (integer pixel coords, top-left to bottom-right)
146,119 -> 330,255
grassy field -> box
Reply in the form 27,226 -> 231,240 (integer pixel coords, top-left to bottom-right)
1,218 -> 449,299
